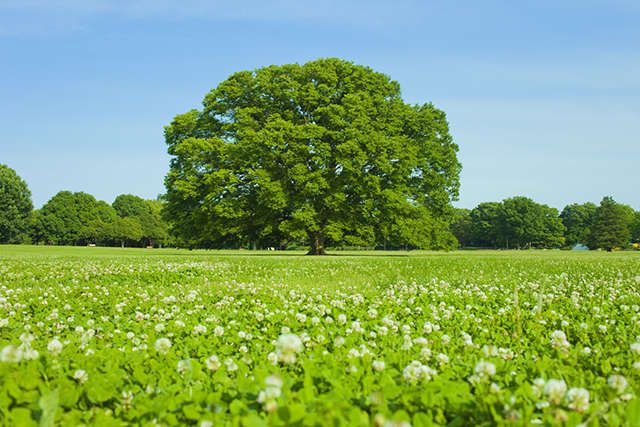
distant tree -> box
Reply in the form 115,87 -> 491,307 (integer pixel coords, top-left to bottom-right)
450,208 -> 472,248
140,200 -> 170,247
79,220 -> 110,246
498,197 -> 564,248
469,202 -> 502,247
113,194 -> 147,218
559,202 -> 597,246
36,191 -> 115,245
630,211 -> 640,243
108,217 -> 143,248
0,164 -> 33,243
163,58 -> 461,254
587,196 -> 631,250
538,204 -> 566,247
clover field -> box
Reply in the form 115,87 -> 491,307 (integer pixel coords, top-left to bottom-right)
1,247 -> 640,427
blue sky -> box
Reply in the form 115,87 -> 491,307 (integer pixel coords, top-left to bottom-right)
1,0 -> 639,211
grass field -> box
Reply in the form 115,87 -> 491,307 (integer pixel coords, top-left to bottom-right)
1,246 -> 639,426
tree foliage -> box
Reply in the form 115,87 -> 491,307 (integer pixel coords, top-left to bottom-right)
34,191 -> 116,245
163,58 -> 461,254
0,164 -> 33,244
559,202 -> 597,246
460,198 -> 565,249
587,196 -> 631,250
113,194 -> 147,218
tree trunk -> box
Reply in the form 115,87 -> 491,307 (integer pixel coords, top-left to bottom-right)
306,231 -> 327,255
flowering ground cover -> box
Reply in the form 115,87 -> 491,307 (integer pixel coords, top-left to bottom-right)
1,247 -> 639,426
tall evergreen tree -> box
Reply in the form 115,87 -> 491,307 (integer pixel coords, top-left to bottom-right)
587,196 -> 631,250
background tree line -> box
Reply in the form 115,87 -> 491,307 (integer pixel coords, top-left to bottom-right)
451,196 -> 640,251
1,164 -> 171,247
2,162 -> 639,251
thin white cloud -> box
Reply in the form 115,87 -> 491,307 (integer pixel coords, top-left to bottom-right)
0,0 -> 437,36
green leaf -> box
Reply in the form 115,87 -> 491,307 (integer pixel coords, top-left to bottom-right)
626,398 -> 640,427
413,412 -> 433,427
11,407 -> 37,427
242,414 -> 268,427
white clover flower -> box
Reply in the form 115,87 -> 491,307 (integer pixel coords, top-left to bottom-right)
214,326 -> 224,336
599,325 -> 607,333
276,333 -> 303,364
0,318 -> 8,328
154,338 -> 171,354
414,337 -> 428,346
225,358 -> 238,372
47,339 -> 63,356
23,347 -> 39,360
338,314 -> 347,325
630,342 -> 640,355
634,361 -> 640,371
1,345 -> 23,363
264,374 -> 283,389
372,360 -> 386,371
482,345 -> 499,357
489,382 -> 501,394
582,347 -> 591,355
205,355 -> 221,371
436,353 -> 449,365
543,379 -> 567,404
420,347 -> 432,361
607,375 -> 628,394
267,352 -> 278,365
154,324 -> 165,332
474,361 -> 496,382
423,322 -> 433,334
580,323 -> 588,329
334,336 -> 345,347
566,387 -> 589,412
193,325 -> 207,334
73,369 -> 89,384
402,361 -> 437,383
177,360 -> 190,374
441,334 -> 451,345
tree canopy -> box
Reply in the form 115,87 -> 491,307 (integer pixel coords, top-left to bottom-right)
0,164 -> 33,244
559,202 -> 597,246
33,191 -> 116,245
586,196 -> 632,250
163,58 -> 461,254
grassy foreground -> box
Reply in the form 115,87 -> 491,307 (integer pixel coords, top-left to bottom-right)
0,246 -> 639,426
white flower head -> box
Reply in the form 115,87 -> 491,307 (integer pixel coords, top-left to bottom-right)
566,387 -> 589,412
154,338 -> 172,354
47,339 -> 63,356
607,375 -> 628,394
543,379 -> 567,404
1,345 -> 23,363
205,355 -> 221,371
73,369 -> 89,384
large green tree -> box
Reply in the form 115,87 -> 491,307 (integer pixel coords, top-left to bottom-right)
0,165 -> 33,244
34,191 -> 116,245
498,197 -> 564,248
559,202 -> 597,246
164,58 -> 461,254
468,202 -> 502,247
587,196 -> 631,250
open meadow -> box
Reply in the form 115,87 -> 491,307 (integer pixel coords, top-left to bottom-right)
1,246 -> 639,426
